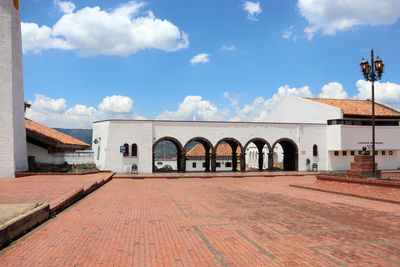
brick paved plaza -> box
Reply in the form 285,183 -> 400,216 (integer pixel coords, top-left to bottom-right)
1,175 -> 400,266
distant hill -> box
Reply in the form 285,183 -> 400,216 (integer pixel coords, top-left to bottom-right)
54,128 -> 93,149
154,141 -> 198,159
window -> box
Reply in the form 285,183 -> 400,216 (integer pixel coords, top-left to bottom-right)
202,162 -> 205,167
334,151 -> 339,156
389,151 -> 393,155
97,146 -> 100,160
342,151 -> 347,156
382,151 -> 386,156
192,162 -> 197,168
123,143 -> 129,157
358,151 -> 362,155
313,145 -> 318,156
131,144 -> 138,157
216,162 -> 221,167
374,151 -> 378,155
351,151 -> 355,156
226,162 -> 232,167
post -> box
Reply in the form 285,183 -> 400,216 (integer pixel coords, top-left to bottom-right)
230,143 -> 238,172
268,153 -> 273,171
257,146 -> 264,171
371,49 -> 376,178
205,149 -> 210,172
211,153 -> 217,172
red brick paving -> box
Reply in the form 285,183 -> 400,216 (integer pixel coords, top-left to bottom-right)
291,179 -> 400,204
114,171 -> 319,179
1,175 -> 400,266
0,172 -> 113,211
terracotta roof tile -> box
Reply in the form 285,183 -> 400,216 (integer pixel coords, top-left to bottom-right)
186,143 -> 241,157
25,119 -> 90,148
305,98 -> 400,117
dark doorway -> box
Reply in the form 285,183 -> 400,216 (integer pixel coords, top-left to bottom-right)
272,139 -> 298,171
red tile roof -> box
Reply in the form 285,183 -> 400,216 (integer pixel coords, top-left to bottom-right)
305,98 -> 400,117
186,144 -> 241,157
25,119 -> 90,148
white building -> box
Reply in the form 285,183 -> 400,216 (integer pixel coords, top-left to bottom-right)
26,118 -> 91,167
185,143 -> 241,172
92,95 -> 400,174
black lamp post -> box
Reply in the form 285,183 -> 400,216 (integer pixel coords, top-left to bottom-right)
360,49 -> 384,178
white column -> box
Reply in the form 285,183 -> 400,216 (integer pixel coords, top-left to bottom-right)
0,0 -> 28,177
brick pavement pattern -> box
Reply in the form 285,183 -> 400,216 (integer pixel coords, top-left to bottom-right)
1,175 -> 400,266
0,172 -> 112,212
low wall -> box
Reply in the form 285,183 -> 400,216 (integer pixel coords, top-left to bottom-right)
316,175 -> 400,188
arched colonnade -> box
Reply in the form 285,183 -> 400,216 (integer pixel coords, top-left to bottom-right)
152,136 -> 298,172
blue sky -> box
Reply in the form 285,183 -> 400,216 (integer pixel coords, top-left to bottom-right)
21,0 -> 400,128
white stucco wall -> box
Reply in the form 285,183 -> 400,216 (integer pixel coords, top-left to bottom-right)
267,95 -> 343,124
27,142 -> 56,164
93,120 -> 327,173
27,142 -> 94,165
93,120 -> 154,173
328,150 -> 399,171
92,121 -> 110,171
0,1 -> 28,178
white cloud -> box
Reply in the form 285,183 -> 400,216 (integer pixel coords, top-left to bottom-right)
55,0 -> 75,14
298,0 -> 400,39
221,45 -> 235,51
354,80 -> 400,105
156,96 -> 228,121
243,1 -> 262,21
98,95 -> 133,114
21,22 -> 73,53
223,92 -> 239,107
30,94 -> 67,114
319,82 -> 348,99
282,26 -> 297,41
190,53 -> 210,65
22,1 -> 189,56
25,94 -> 144,128
231,85 -> 313,121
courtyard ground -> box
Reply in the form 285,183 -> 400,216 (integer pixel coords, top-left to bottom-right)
1,175 -> 400,266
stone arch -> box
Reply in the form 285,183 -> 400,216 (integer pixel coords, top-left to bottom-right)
213,138 -> 245,172
272,138 -> 298,171
153,137 -> 185,172
244,138 -> 273,171
183,137 -> 214,172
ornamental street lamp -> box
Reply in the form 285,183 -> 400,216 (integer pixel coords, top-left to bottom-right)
360,49 -> 384,178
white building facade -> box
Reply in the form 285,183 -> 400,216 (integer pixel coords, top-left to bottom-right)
0,0 -> 28,178
92,118 -> 326,173
92,96 -> 400,174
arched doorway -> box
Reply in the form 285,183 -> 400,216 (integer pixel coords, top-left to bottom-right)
213,138 -> 245,172
184,137 -> 214,172
244,138 -> 272,171
153,137 -> 184,172
272,138 -> 298,171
